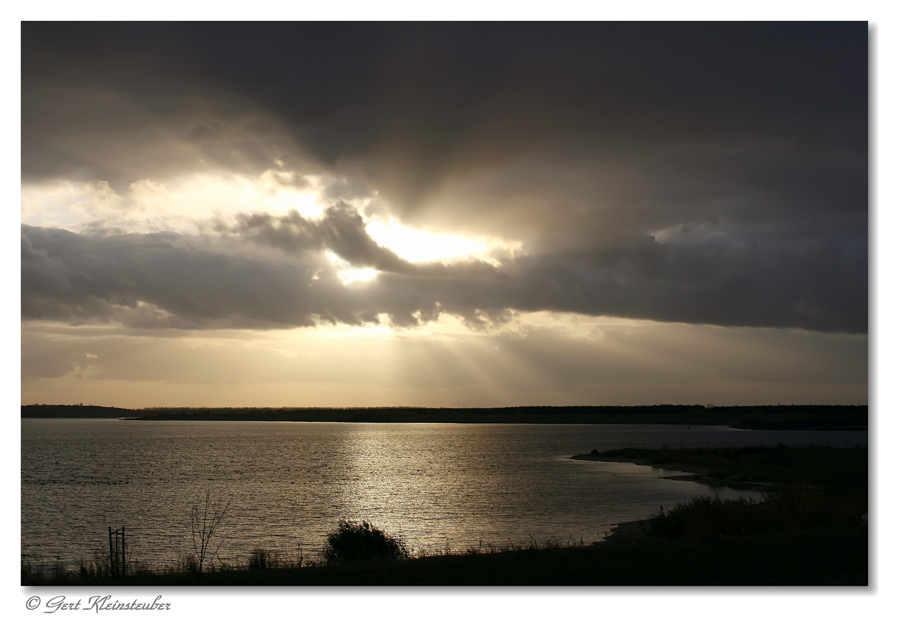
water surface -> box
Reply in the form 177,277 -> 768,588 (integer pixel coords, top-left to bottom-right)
21,420 -> 866,570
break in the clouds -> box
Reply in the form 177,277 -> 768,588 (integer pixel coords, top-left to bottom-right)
20,22 -> 868,407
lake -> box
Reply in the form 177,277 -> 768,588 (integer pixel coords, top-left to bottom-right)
21,419 -> 867,571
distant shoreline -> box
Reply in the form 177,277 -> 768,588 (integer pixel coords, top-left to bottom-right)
21,404 -> 868,430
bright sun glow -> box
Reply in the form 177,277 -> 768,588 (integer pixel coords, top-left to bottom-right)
337,267 -> 379,285
366,219 -> 493,263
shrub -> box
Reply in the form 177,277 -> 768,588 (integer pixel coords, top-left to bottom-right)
323,520 -> 410,565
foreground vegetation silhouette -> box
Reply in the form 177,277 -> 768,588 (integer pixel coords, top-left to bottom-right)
322,520 -> 410,565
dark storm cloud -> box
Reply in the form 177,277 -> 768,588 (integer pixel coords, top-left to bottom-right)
22,224 -> 324,329
21,22 -> 868,333
22,22 -> 867,190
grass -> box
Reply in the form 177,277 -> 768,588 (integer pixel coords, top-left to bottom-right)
643,488 -> 866,540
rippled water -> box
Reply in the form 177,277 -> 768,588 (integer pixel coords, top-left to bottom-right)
21,419 -> 866,570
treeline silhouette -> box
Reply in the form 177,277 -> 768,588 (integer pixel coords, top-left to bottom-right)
21,404 -> 133,418
21,404 -> 867,429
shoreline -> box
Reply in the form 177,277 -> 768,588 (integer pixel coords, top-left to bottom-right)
570,452 -> 775,491
575,452 -> 771,546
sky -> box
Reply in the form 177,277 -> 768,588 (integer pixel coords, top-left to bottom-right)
19,21 -> 869,408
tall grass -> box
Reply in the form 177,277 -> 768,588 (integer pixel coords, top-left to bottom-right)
647,486 -> 867,540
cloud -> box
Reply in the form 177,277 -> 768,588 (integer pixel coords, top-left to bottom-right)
20,23 -> 868,335
22,224 -> 324,329
502,236 -> 867,332
22,206 -> 866,333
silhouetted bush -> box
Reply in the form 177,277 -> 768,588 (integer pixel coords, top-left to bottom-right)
323,520 -> 409,565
